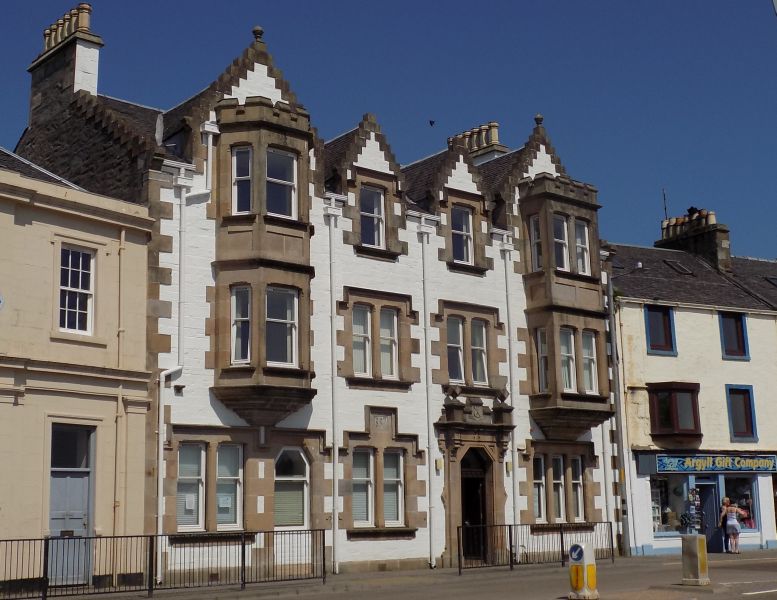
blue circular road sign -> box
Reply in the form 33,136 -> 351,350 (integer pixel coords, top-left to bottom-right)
569,544 -> 584,562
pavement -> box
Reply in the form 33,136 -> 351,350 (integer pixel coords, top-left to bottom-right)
68,549 -> 777,600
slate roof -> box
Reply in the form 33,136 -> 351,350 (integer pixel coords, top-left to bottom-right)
477,148 -> 524,194
730,257 -> 777,309
323,128 -> 357,178
609,243 -> 772,311
96,95 -> 161,142
0,147 -> 80,188
401,150 -> 449,205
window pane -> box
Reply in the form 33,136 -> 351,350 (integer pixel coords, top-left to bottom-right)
176,481 -> 200,527
266,322 -> 292,363
178,445 -> 201,477
552,457 -> 563,481
354,339 -> 368,374
216,482 -> 238,525
647,307 -> 671,350
675,391 -> 696,431
274,481 -> 304,526
235,321 -> 250,361
724,477 -> 756,529
236,180 -> 251,212
533,457 -> 544,480
452,233 -> 469,262
573,484 -> 583,519
352,482 -> 370,522
447,318 -> 462,345
722,314 -> 745,356
234,288 -> 250,319
472,351 -> 487,383
353,451 -> 370,479
353,307 -> 369,335
384,453 -> 400,479
51,426 -> 90,469
451,207 -> 470,233
471,320 -> 485,348
729,389 -> 752,436
380,310 -> 395,338
380,340 -> 394,376
656,392 -> 673,431
383,482 -> 399,522
553,484 -> 564,519
553,216 -> 566,241
360,188 -> 382,215
447,347 -> 463,381
235,149 -> 250,178
267,289 -> 294,320
218,446 -> 240,477
361,214 -> 377,246
275,450 -> 306,477
267,151 -> 294,182
571,458 -> 582,481
267,181 -> 292,216
560,329 -> 573,355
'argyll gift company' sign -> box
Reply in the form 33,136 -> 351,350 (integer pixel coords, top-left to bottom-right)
656,454 -> 777,473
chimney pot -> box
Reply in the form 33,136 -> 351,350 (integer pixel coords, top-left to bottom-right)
479,124 -> 489,146
489,121 -> 499,145
76,3 -> 92,31
55,19 -> 65,44
43,28 -> 52,50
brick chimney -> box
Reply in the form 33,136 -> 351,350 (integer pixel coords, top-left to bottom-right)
654,207 -> 732,273
27,4 -> 103,123
448,121 -> 509,165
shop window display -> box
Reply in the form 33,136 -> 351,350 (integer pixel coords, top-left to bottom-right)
650,474 -> 687,533
725,477 -> 757,530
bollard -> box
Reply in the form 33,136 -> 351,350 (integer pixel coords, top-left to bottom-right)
681,534 -> 710,586
568,543 -> 599,600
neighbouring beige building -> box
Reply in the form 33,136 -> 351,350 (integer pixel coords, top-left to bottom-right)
0,147 -> 154,541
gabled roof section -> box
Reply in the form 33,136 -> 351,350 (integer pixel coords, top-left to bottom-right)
323,114 -> 403,181
608,243 -> 771,311
0,146 -> 81,188
162,27 -> 302,142
401,141 -> 483,211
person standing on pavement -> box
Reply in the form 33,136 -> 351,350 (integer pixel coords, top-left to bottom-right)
721,499 -> 747,554
720,497 -> 731,552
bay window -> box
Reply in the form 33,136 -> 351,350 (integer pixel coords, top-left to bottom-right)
266,148 -> 296,218
266,287 -> 298,366
231,286 -> 251,363
232,147 -> 252,214
553,214 -> 569,271
559,327 -> 576,392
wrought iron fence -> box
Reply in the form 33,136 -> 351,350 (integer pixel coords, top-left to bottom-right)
457,522 -> 614,573
0,529 -> 325,599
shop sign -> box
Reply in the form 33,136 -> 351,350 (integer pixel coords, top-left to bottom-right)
656,454 -> 777,473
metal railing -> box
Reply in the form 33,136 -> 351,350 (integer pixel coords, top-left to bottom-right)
457,522 -> 614,573
0,529 -> 325,599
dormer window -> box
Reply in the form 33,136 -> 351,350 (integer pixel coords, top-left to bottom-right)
359,186 -> 385,248
451,205 -> 473,264
266,148 -> 296,218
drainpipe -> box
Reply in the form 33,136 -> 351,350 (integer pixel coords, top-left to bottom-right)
409,209 -> 441,569
606,264 -> 632,556
493,227 -> 520,530
324,192 -> 346,574
117,228 -> 126,369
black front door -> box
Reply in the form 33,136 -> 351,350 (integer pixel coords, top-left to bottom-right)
698,483 -> 723,553
461,449 -> 489,560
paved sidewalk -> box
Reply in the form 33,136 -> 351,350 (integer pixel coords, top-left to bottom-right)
69,549 -> 777,600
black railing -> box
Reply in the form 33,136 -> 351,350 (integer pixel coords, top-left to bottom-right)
0,529 -> 325,599
457,522 -> 614,573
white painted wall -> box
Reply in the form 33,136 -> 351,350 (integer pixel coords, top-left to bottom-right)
226,63 -> 285,105
353,133 -> 392,174
526,145 -> 559,179
73,40 -> 99,95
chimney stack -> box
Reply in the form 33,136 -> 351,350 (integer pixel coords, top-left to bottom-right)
655,206 -> 732,273
448,121 -> 509,165
27,4 -> 104,123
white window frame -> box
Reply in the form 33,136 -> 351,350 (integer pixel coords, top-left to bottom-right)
447,316 -> 465,383
471,319 -> 488,386
232,146 -> 252,214
379,308 -> 398,379
59,245 -> 95,335
352,448 -> 375,527
216,444 -> 243,531
536,328 -> 549,393
560,327 -> 577,392
581,331 -> 598,394
177,443 -> 205,532
533,455 -> 546,523
352,305 -> 372,376
575,220 -> 591,275
552,455 -> 566,522
231,286 -> 251,364
451,205 -> 473,264
359,186 -> 385,249
570,456 -> 585,522
553,214 -> 569,272
273,447 -> 309,530
529,214 -> 543,272
265,287 -> 298,368
265,148 -> 297,219
383,450 -> 404,527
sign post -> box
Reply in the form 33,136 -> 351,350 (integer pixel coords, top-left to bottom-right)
568,543 -> 599,600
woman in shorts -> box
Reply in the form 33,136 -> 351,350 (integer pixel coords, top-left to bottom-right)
721,500 -> 747,554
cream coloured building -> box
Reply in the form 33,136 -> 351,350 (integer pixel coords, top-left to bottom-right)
0,148 -> 154,541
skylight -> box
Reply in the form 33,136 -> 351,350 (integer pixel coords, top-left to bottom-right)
765,276 -> 777,288
664,260 -> 693,275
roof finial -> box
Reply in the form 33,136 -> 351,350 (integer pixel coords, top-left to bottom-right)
252,25 -> 264,41
534,113 -> 544,126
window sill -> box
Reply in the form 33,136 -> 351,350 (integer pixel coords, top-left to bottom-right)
223,213 -> 257,225
650,431 -> 703,439
559,392 -> 610,403
446,260 -> 488,275
264,214 -> 310,232
553,269 -> 599,284
445,383 -> 503,397
50,330 -> 108,348
263,365 -> 311,378
346,526 -> 417,540
345,376 -> 413,391
354,244 -> 401,262
169,531 -> 254,544
647,348 -> 678,357
722,354 -> 750,362
730,435 -> 758,443
222,364 -> 256,373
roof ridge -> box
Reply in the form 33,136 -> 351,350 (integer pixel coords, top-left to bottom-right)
610,242 -> 688,252
401,148 -> 447,170
98,93 -> 163,113
733,255 -> 777,264
0,146 -> 83,190
324,127 -> 358,146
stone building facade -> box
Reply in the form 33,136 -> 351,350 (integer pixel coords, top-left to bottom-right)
11,4 -> 620,571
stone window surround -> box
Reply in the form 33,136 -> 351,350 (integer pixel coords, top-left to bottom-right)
523,440 -> 599,525
430,300 -> 507,393
342,407 -> 424,538
342,169 -> 407,260
217,275 -> 311,375
529,316 -> 608,400
522,203 -> 600,280
438,191 -> 492,275
336,287 -> 421,389
220,132 -> 312,225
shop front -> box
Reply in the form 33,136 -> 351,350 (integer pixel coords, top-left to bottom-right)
633,453 -> 777,554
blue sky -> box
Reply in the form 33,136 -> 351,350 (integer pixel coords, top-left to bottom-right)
3,1 -> 776,256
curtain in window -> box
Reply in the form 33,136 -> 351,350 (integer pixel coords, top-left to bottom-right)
274,481 -> 304,526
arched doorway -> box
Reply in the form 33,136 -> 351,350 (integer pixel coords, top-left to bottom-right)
460,448 -> 491,560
